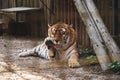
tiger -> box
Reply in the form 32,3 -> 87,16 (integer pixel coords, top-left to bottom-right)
18,22 -> 80,68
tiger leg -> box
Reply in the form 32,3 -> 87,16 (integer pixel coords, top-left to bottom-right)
45,38 -> 57,62
18,47 -> 37,57
68,52 -> 80,68
47,49 -> 56,62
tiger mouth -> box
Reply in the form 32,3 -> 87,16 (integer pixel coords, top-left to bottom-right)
54,44 -> 61,49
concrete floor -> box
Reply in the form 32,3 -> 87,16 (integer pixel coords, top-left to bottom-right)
0,36 -> 120,80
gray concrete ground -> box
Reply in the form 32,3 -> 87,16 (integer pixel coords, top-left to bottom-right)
0,36 -> 120,80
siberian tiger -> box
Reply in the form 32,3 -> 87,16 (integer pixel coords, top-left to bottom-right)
18,22 -> 80,68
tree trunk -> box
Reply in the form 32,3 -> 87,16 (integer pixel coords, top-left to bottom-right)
73,0 -> 112,70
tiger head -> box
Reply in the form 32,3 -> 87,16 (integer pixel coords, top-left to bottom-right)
48,22 -> 76,50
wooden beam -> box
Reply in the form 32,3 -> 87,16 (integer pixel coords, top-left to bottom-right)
74,0 -> 120,70
83,0 -> 120,62
73,0 -> 111,70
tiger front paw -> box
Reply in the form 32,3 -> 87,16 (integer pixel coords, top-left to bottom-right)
45,37 -> 54,49
48,49 -> 56,62
49,58 -> 56,63
68,59 -> 80,68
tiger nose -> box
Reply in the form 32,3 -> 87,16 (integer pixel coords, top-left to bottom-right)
55,40 -> 59,43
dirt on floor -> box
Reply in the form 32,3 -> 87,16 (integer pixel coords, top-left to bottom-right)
0,36 -> 120,80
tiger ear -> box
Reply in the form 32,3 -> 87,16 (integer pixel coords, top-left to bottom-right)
69,24 -> 73,27
48,24 -> 52,27
48,24 -> 51,27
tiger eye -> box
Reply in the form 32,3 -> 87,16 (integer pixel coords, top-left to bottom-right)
51,28 -> 56,34
60,28 -> 66,34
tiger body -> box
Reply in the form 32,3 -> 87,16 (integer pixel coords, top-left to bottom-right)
18,37 -> 57,60
19,22 -> 80,68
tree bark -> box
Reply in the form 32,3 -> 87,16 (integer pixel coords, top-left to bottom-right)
73,0 -> 112,70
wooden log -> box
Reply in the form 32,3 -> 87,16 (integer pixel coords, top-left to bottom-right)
84,0 -> 120,62
74,0 -> 111,70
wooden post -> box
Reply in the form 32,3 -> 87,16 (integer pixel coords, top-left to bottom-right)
73,0 -> 111,70
83,0 -> 120,62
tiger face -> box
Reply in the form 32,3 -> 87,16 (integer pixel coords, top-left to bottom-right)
48,22 -> 76,50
